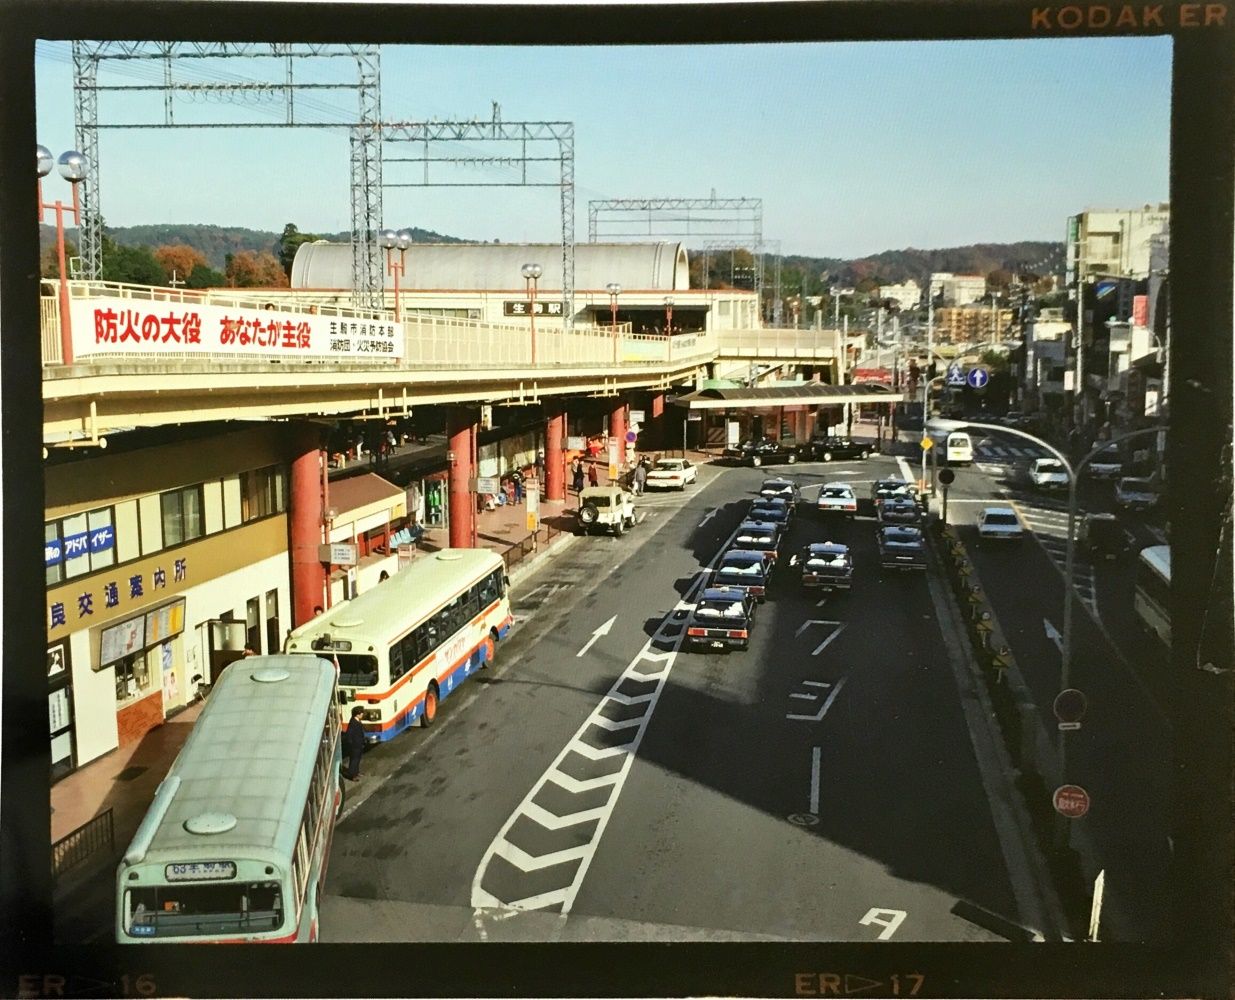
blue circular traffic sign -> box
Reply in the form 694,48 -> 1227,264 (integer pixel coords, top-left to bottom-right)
966,367 -> 990,389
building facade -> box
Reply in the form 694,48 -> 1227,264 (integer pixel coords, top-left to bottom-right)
929,273 -> 987,306
932,305 -> 1015,344
1068,205 -> 1171,282
45,426 -> 294,779
876,280 -> 922,311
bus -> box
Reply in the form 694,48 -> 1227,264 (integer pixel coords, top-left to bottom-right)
116,654 -> 341,943
1134,544 -> 1171,648
285,548 -> 512,742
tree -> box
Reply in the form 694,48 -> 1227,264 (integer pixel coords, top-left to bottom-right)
41,239 -> 77,279
102,240 -> 166,286
987,268 -> 1013,289
277,222 -> 324,278
225,249 -> 289,288
186,265 -> 226,290
153,244 -> 208,286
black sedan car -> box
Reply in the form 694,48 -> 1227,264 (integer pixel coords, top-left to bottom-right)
750,497 -> 793,527
801,436 -> 873,462
723,437 -> 799,467
732,519 -> 784,569
871,477 -> 920,508
759,477 -> 801,505
713,549 -> 771,601
791,542 -> 854,591
877,525 -> 926,571
877,496 -> 924,527
685,586 -> 756,652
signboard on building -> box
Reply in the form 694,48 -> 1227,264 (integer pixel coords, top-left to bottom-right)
1132,294 -> 1149,327
503,300 -> 564,318
851,367 -> 893,386
69,299 -> 402,362
98,615 -> 146,668
526,487 -> 539,532
319,543 -> 358,566
475,476 -> 500,495
566,436 -> 585,450
608,440 -> 619,481
629,410 -> 646,424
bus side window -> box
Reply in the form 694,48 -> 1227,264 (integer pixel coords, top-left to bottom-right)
389,642 -> 404,681
478,572 -> 498,606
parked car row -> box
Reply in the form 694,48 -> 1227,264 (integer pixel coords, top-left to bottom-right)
721,436 -> 875,468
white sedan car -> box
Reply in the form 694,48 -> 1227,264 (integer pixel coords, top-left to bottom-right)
817,482 -> 858,516
644,458 -> 698,491
1029,457 -> 1070,491
977,506 -> 1025,543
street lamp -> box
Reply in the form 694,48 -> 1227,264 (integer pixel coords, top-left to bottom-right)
378,227 -> 412,324
38,145 -> 87,366
606,282 -> 622,364
663,295 -> 674,335
521,262 -> 542,365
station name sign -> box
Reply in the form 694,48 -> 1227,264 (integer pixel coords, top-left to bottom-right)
503,300 -> 564,318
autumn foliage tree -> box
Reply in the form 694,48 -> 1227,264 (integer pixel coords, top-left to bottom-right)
153,244 -> 208,286
225,249 -> 289,288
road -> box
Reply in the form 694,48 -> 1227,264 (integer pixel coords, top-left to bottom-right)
941,431 -> 1173,942
321,453 -> 1055,943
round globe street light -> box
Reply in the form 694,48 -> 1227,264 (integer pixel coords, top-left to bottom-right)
663,295 -> 674,335
378,228 -> 413,324
521,262 -> 543,365
38,145 -> 87,366
606,282 -> 622,364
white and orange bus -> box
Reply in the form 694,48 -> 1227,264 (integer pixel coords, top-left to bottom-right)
116,655 -> 341,943
285,549 -> 512,741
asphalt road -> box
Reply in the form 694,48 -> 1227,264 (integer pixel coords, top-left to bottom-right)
321,454 -> 1045,943
942,432 -> 1173,943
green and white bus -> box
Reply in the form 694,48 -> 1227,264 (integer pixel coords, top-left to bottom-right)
116,654 -> 341,943
285,548 -> 512,742
1134,544 -> 1171,648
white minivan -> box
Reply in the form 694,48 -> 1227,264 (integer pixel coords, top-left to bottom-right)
944,431 -> 973,466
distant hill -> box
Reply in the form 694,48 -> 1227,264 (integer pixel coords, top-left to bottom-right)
39,223 -> 1062,288
38,223 -> 468,270
775,241 -> 1065,288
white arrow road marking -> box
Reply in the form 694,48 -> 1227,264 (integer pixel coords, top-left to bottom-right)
545,770 -> 621,794
795,618 -> 843,638
1043,618 -> 1063,653
605,690 -> 656,707
587,714 -> 643,732
860,907 -> 908,940
809,746 -> 821,815
698,508 -> 718,528
576,615 -> 617,658
493,839 -> 591,872
790,692 -> 819,701
472,886 -> 568,912
522,800 -> 608,831
813,625 -> 847,657
786,676 -> 847,721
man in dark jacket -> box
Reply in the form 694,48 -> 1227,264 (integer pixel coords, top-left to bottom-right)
343,705 -> 366,781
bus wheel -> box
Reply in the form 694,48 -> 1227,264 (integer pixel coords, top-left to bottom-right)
422,684 -> 439,727
481,635 -> 496,669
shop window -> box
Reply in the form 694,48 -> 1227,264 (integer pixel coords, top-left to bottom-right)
160,486 -> 204,547
113,651 -> 153,704
46,506 -> 117,582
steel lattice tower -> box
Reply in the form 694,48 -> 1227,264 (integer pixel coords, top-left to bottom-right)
70,42 -> 384,307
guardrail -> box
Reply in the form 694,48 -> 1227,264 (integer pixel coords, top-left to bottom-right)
501,519 -> 567,573
51,807 -> 114,881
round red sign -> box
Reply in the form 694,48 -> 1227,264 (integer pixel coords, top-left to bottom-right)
1053,783 -> 1091,819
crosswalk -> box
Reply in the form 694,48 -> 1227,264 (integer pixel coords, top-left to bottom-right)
1010,503 -> 1097,617
974,442 -> 1049,464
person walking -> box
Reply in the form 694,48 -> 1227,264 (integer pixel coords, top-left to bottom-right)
633,458 -> 648,496
343,705 -> 366,782
571,457 -> 585,494
512,469 -> 524,504
587,461 -> 599,488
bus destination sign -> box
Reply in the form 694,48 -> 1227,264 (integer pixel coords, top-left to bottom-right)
165,861 -> 238,882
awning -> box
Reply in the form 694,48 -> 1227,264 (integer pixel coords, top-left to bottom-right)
670,383 -> 907,410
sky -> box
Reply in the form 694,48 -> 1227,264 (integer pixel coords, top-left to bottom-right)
34,36 -> 1172,259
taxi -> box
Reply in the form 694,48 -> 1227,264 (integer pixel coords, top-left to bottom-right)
791,542 -> 854,591
731,519 -> 784,570
685,586 -> 757,652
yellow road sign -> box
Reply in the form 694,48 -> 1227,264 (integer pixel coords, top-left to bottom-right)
921,436 -> 934,450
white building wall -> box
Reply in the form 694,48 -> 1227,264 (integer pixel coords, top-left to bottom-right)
69,628 -> 120,767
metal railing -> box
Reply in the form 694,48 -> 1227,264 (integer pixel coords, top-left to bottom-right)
501,518 -> 566,573
716,327 -> 842,358
51,807 -> 114,881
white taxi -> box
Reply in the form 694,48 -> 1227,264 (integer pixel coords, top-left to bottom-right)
644,458 -> 698,491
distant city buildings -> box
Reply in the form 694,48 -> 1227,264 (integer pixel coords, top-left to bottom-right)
1068,204 -> 1171,282
929,272 -> 987,306
932,305 -> 1014,344
875,280 -> 921,311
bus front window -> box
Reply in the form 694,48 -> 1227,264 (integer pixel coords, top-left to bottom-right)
335,653 -> 378,688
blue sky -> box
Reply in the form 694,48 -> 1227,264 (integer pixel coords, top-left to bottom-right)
35,37 -> 1171,258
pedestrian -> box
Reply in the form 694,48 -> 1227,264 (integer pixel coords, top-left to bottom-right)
513,470 -> 524,504
633,459 -> 647,496
343,705 -> 366,781
587,461 -> 599,488
313,605 -> 324,617
571,457 -> 585,494
535,450 -> 546,484
378,570 -> 390,583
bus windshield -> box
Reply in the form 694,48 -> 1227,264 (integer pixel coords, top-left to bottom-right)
336,653 -> 378,688
125,881 -> 284,938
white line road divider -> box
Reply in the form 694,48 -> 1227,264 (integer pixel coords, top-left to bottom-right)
809,746 -> 821,815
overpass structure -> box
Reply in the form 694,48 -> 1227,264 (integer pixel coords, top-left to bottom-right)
40,280 -> 888,444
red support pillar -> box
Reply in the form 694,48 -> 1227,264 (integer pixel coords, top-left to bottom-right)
447,407 -> 477,549
608,399 -> 627,473
545,401 -> 565,502
289,425 -> 326,627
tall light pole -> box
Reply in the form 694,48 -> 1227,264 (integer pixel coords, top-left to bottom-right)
522,262 -> 542,366
378,227 -> 412,324
607,282 -> 622,364
37,145 -> 87,366
663,295 -> 674,335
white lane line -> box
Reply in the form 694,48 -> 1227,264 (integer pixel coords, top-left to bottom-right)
790,692 -> 818,701
812,624 -> 847,656
895,456 -> 916,484
815,597 -> 829,607
802,680 -> 831,688
786,675 -> 848,722
809,747 -> 821,815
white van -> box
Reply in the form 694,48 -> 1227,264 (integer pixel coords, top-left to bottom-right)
945,431 -> 973,465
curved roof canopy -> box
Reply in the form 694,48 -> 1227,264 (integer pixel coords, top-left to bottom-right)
292,241 -> 689,292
